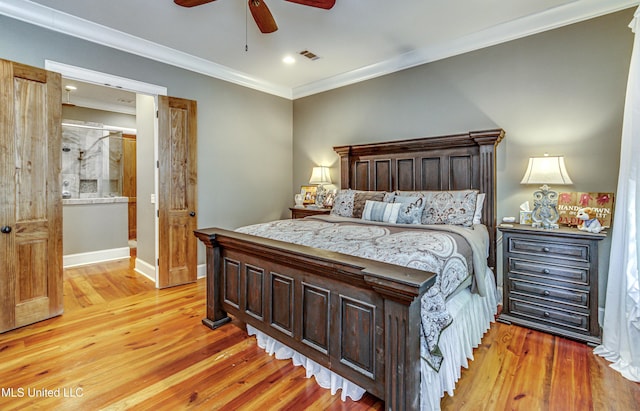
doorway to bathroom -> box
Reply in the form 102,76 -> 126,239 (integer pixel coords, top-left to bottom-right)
48,60 -> 167,285
60,83 -> 139,267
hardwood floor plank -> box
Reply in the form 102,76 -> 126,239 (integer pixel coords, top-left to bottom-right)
1,259 -> 638,411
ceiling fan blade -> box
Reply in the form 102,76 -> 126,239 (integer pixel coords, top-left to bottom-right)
174,0 -> 216,7
285,0 -> 335,9
248,0 -> 278,34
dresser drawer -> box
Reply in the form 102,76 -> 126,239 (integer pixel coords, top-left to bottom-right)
508,278 -> 589,309
507,257 -> 589,286
508,237 -> 590,263
508,298 -> 590,334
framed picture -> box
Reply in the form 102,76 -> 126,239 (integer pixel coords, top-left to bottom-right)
300,185 -> 317,205
557,192 -> 614,228
323,190 -> 336,208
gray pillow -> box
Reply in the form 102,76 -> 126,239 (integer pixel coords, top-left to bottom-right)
393,196 -> 425,225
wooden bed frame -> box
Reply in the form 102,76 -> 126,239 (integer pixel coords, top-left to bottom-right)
194,129 -> 504,410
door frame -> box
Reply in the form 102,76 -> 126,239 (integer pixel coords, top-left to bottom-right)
46,60 -> 167,286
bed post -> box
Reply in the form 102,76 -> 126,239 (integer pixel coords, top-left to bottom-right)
470,129 -> 505,270
194,230 -> 231,329
383,295 -> 422,409
334,145 -> 352,188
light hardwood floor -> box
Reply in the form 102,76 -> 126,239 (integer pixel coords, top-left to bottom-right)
0,256 -> 638,410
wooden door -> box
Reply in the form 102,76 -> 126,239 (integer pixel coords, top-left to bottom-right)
0,59 -> 63,333
122,134 -> 137,240
157,96 -> 197,288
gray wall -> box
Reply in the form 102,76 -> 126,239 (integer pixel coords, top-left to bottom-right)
1,15 -> 293,268
62,203 -> 128,255
292,9 -> 635,305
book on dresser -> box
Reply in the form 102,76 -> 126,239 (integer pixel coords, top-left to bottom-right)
498,224 -> 606,345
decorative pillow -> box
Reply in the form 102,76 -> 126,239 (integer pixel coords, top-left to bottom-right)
473,193 -> 486,225
361,200 -> 401,223
330,190 -> 356,217
352,192 -> 385,218
393,196 -> 425,225
330,190 -> 386,218
382,192 -> 396,203
396,190 -> 478,227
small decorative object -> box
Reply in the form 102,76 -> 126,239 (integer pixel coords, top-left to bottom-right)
294,193 -> 304,207
308,166 -> 332,207
520,154 -> 573,229
557,191 -> 614,229
576,207 -> 607,233
518,201 -> 532,225
300,185 -> 317,205
558,192 -> 614,231
323,189 -> 336,208
519,211 -> 533,225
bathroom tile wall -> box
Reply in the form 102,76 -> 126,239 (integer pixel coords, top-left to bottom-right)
62,120 -> 122,198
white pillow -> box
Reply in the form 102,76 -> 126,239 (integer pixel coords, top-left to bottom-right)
473,193 -> 485,225
361,200 -> 401,224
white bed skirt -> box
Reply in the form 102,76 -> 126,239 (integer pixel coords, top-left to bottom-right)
247,268 -> 498,409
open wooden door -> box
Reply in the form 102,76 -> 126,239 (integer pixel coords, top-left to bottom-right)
157,96 -> 197,288
0,59 -> 63,333
122,134 -> 137,240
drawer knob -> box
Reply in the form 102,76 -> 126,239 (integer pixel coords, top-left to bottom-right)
543,268 -> 551,274
544,290 -> 550,296
543,247 -> 550,252
544,311 -> 550,317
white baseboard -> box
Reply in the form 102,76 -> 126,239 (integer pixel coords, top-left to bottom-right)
134,260 -> 205,286
134,258 -> 156,283
63,247 -> 130,268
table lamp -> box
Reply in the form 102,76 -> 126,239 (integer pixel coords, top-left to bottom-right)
520,154 -> 573,229
309,166 -> 331,207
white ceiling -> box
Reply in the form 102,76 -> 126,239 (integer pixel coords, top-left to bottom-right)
1,0 -> 637,104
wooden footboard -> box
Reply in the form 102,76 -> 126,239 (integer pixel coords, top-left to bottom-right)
195,228 -> 435,410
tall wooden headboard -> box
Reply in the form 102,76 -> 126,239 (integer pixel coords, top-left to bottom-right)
333,129 -> 505,270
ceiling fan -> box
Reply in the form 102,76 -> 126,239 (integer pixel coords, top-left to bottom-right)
174,0 -> 335,34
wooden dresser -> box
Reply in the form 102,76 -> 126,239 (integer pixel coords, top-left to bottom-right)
289,207 -> 331,219
498,224 -> 605,345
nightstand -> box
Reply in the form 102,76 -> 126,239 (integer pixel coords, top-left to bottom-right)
498,224 -> 605,345
289,207 -> 331,219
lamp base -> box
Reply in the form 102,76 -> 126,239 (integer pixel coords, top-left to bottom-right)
531,184 -> 560,230
315,184 -> 326,207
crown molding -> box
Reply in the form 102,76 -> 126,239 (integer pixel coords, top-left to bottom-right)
2,0 -> 637,101
0,0 -> 292,99
292,0 -> 640,98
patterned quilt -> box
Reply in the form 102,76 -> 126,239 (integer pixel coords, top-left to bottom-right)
236,214 -> 489,371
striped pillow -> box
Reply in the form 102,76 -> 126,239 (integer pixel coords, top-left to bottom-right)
361,200 -> 401,224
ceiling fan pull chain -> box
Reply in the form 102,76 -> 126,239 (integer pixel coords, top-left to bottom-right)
245,0 -> 249,52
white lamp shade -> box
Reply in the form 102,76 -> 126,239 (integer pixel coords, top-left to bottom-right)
520,156 -> 573,185
309,166 -> 332,185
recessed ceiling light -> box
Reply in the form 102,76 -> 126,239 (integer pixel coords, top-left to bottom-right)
283,55 -> 296,64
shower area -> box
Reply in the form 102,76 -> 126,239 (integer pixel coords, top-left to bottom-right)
62,120 -> 124,199
61,120 -> 131,267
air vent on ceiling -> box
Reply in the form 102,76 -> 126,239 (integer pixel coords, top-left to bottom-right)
299,50 -> 320,61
